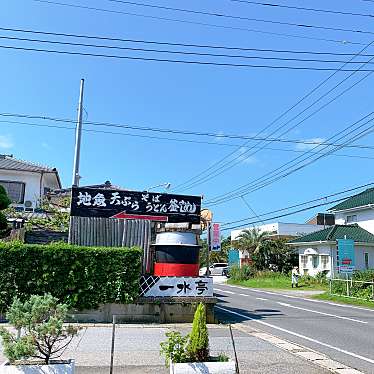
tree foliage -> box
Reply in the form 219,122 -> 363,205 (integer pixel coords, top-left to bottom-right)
186,302 -> 209,362
0,294 -> 79,365
232,228 -> 268,259
199,236 -> 230,268
0,185 -> 11,231
252,238 -> 298,273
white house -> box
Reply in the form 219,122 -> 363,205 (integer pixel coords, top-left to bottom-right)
0,154 -> 61,210
328,187 -> 374,234
289,224 -> 374,277
231,222 -> 326,267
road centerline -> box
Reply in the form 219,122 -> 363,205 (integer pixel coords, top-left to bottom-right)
276,302 -> 368,324
216,305 -> 374,365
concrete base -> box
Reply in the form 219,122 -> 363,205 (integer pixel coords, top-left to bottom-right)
1,360 -> 74,373
68,297 -> 217,323
170,361 -> 236,374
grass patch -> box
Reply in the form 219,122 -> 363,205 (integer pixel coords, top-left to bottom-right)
228,272 -> 327,291
312,292 -> 374,309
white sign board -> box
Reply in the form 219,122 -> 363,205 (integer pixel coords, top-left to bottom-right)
140,276 -> 213,297
210,223 -> 221,252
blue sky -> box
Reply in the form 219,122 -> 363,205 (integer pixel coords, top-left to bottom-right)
1,0 -> 374,232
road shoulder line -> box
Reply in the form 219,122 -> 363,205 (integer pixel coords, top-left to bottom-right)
231,321 -> 363,374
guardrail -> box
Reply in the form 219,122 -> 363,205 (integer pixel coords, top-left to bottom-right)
330,277 -> 374,301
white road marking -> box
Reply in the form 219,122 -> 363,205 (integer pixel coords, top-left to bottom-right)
256,297 -> 269,301
238,293 -> 249,297
219,290 -> 235,294
215,305 -> 374,365
276,302 -> 367,324
224,285 -> 374,313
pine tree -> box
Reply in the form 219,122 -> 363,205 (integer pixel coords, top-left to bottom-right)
187,302 -> 209,362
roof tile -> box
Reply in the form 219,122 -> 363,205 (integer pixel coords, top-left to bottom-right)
329,188 -> 374,211
289,224 -> 374,244
0,155 -> 56,173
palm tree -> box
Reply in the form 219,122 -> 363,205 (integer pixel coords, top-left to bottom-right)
233,227 -> 268,262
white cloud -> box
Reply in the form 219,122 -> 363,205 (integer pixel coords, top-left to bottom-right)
295,137 -> 325,151
0,135 -> 14,149
214,131 -> 225,142
241,155 -> 257,164
42,142 -> 51,150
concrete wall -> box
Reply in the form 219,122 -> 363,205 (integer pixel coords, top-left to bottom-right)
335,208 -> 374,234
68,298 -> 217,323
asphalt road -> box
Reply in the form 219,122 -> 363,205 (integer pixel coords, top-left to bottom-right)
214,282 -> 374,374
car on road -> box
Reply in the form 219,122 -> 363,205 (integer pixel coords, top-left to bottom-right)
199,262 -> 228,276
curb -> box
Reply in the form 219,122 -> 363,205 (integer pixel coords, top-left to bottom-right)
232,323 -> 363,374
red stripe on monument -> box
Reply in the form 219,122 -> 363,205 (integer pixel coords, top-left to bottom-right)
154,263 -> 199,277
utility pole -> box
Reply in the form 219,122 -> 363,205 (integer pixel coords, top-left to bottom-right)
72,79 -> 85,187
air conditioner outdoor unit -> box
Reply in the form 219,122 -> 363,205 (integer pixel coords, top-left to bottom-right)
24,201 -> 33,208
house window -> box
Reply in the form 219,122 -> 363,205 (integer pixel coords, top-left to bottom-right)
300,255 -> 308,268
346,215 -> 357,224
312,255 -> 319,269
0,181 -> 25,204
321,255 -> 329,270
364,252 -> 369,270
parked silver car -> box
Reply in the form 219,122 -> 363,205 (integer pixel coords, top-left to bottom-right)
199,262 -> 228,276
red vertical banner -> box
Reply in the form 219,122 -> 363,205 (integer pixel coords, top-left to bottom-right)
210,223 -> 221,252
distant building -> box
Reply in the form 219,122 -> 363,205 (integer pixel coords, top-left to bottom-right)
289,224 -> 374,277
231,222 -> 326,241
306,213 -> 335,226
0,155 -> 61,211
328,187 -> 374,234
231,222 -> 326,267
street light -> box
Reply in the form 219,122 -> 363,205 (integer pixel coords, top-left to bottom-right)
146,182 -> 171,192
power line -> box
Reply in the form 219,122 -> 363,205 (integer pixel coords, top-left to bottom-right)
229,0 -> 374,18
2,26 -> 374,57
177,67 -> 374,192
237,119 -> 374,199
106,0 -> 374,37
1,118 -> 372,161
30,0 -> 366,46
173,40 -> 374,192
221,195 -> 361,232
208,114 -> 374,204
2,112 -> 374,151
7,43 -> 374,70
207,112 -> 374,205
221,182 -> 374,227
4,34 -> 374,64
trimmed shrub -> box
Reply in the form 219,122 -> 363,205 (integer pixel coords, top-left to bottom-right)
0,242 -> 142,313
186,302 -> 209,362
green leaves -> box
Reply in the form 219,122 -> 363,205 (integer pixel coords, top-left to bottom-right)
0,294 -> 79,364
186,303 -> 209,362
160,331 -> 189,367
0,243 -> 142,312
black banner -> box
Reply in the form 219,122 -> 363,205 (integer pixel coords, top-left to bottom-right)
70,187 -> 201,223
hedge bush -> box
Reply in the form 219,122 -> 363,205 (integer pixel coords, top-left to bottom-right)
0,242 -> 142,313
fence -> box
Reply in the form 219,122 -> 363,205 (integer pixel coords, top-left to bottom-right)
69,216 -> 153,272
330,277 -> 374,301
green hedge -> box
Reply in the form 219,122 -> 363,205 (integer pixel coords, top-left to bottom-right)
0,242 -> 142,313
